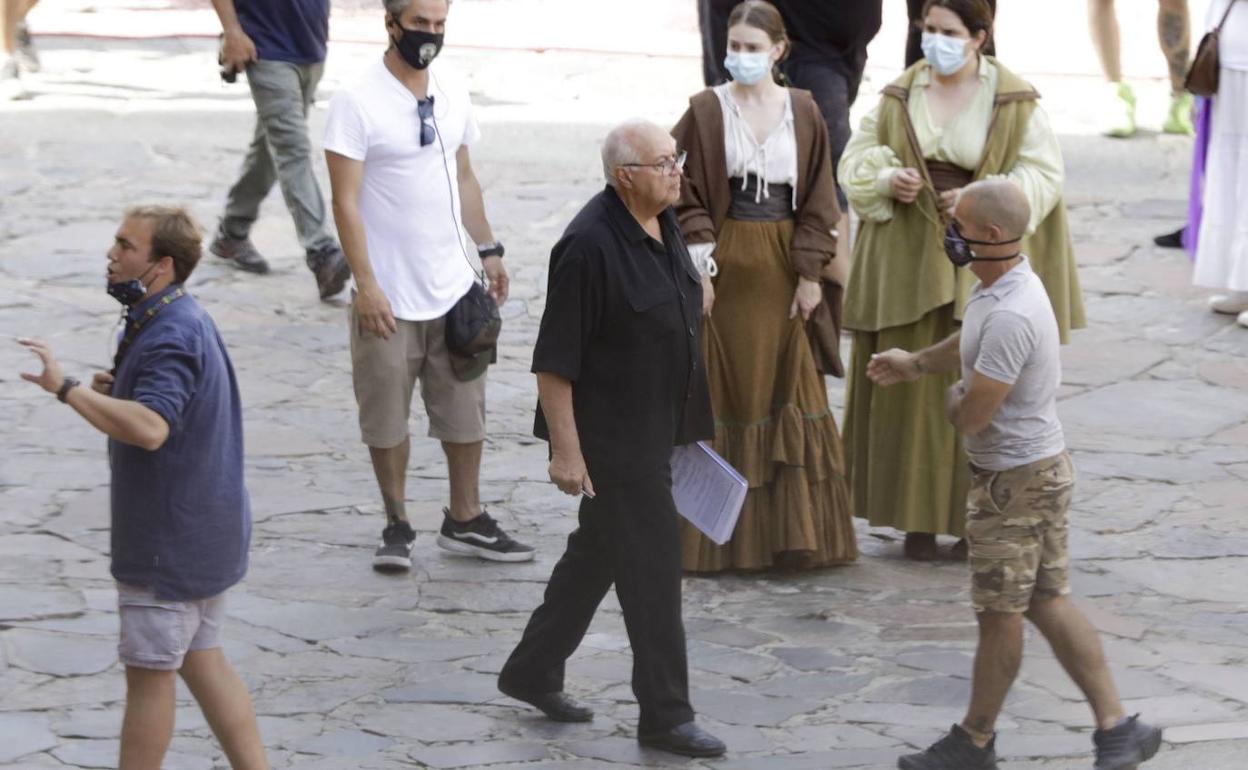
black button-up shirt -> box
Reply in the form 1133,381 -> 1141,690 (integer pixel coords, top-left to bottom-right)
533,185 -> 714,486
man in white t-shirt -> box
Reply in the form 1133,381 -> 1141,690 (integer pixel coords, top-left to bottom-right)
868,180 -> 1161,770
324,0 -> 532,572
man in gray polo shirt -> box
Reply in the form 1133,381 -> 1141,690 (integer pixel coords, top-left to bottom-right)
868,180 -> 1161,770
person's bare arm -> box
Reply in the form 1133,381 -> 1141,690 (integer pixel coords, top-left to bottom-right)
326,150 -> 398,339
945,372 -> 1013,436
19,338 -> 169,451
456,146 -> 508,305
537,372 -> 593,498
210,0 -> 257,72
866,331 -> 962,386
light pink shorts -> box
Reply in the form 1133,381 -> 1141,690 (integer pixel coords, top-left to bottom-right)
117,583 -> 226,670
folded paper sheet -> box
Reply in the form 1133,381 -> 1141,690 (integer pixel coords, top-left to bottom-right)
670,441 -> 747,545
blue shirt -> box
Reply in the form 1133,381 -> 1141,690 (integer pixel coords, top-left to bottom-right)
237,0 -> 330,66
109,286 -> 251,601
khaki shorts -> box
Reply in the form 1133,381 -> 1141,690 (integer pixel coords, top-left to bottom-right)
966,452 -> 1074,613
349,300 -> 486,448
117,583 -> 225,670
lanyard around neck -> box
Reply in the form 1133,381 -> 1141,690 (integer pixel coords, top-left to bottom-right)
112,288 -> 186,373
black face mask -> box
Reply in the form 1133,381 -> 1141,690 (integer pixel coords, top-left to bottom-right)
390,17 -> 444,70
944,221 -> 1021,268
107,263 -> 157,307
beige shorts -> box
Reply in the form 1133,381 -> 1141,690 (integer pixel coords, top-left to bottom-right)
966,452 -> 1074,614
349,300 -> 486,448
117,583 -> 225,670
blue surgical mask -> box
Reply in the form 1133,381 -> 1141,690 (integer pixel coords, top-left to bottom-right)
724,50 -> 773,86
921,32 -> 970,76
107,264 -> 156,307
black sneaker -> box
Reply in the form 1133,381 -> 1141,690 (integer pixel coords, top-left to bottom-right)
1093,715 -> 1162,770
372,520 -> 416,573
1152,228 -> 1185,249
210,224 -> 270,274
308,244 -> 351,300
437,509 -> 535,562
899,725 -> 999,770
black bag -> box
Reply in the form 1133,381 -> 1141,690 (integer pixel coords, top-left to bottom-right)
444,280 -> 501,381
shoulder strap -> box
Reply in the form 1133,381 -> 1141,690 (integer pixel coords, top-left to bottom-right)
1216,0 -> 1238,32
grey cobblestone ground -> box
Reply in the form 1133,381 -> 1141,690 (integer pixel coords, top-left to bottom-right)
2,6 -> 1247,767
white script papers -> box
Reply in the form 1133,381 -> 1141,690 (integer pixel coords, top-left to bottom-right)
670,442 -> 747,545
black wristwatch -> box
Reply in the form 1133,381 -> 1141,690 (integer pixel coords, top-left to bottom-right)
56,376 -> 81,403
477,241 -> 505,259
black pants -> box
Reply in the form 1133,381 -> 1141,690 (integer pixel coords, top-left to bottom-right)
905,0 -> 997,67
783,56 -> 861,210
698,0 -> 737,86
499,466 -> 693,735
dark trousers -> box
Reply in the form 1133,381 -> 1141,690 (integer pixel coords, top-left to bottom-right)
499,466 -> 693,735
905,0 -> 997,67
783,56 -> 861,210
698,0 -> 737,86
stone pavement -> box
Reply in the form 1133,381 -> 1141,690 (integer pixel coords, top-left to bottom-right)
2,4 -> 1248,768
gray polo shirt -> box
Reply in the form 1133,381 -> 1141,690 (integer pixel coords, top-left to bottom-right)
959,257 -> 1065,471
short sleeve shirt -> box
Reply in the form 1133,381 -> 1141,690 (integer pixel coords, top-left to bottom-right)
109,287 -> 251,601
323,59 -> 482,320
237,0 -> 329,65
959,257 -> 1065,471
532,187 -> 714,485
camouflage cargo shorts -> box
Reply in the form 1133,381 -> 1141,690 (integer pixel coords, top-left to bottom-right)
966,451 -> 1074,613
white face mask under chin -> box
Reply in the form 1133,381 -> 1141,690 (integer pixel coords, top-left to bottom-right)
921,31 -> 971,76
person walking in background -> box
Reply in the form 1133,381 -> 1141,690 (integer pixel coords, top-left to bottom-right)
838,0 -> 1084,561
1088,0 -> 1195,137
499,120 -> 725,759
17,206 -> 266,770
0,0 -> 40,100
324,0 -> 532,572
871,180 -> 1162,770
673,0 -> 858,572
1193,0 -> 1248,326
906,0 -> 994,66
209,0 -> 351,300
697,0 -> 737,86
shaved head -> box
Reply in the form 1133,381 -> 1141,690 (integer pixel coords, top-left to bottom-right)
957,179 -> 1031,241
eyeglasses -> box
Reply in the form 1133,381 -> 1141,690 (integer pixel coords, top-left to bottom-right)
418,96 -> 435,147
621,150 -> 687,175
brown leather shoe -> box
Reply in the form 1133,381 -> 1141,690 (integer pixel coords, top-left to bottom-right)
309,245 -> 351,300
904,532 -> 939,561
210,225 -> 270,274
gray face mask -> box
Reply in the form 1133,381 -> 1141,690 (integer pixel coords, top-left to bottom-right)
921,31 -> 970,76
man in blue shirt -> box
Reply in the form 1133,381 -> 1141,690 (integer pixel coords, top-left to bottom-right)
19,206 -> 266,770
210,0 -> 350,301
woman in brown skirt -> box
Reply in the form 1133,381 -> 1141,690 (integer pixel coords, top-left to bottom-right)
672,0 -> 857,572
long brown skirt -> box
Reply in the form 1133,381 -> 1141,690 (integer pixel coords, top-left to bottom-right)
680,218 -> 859,572
842,303 -> 970,537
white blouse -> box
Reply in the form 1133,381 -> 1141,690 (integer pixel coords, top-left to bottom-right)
715,83 -> 799,206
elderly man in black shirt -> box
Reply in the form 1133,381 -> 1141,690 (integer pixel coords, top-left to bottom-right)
497,120 -> 724,758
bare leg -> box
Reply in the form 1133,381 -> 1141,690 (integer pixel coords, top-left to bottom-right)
443,440 -> 482,523
180,648 -> 268,770
1088,0 -> 1123,83
1,0 -> 18,54
369,437 -> 411,524
1025,595 -> 1126,730
1157,0 -> 1191,95
961,610 -> 1024,746
119,666 -> 177,770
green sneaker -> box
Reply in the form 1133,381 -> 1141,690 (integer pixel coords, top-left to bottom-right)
1163,91 -> 1194,135
1103,82 -> 1137,138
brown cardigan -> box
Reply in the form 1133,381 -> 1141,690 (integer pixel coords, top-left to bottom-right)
672,87 -> 845,377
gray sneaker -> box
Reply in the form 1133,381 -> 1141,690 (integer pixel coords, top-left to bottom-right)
898,725 -> 999,770
1093,715 -> 1162,770
15,22 -> 40,73
0,56 -> 26,102
210,225 -> 270,274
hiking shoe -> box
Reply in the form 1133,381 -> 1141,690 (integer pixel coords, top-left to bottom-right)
898,725 -> 999,770
1094,715 -> 1162,770
372,520 -> 416,573
210,225 -> 270,274
0,57 -> 27,102
1162,92 -> 1194,136
437,509 -> 535,562
308,244 -> 351,300
15,22 -> 39,73
1102,82 -> 1137,138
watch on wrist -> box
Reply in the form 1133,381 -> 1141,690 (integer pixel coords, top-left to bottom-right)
477,241 -> 505,259
56,376 -> 81,403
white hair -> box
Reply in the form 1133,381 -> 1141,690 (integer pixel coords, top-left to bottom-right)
601,119 -> 651,187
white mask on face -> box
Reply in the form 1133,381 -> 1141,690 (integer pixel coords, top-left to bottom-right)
921,31 -> 971,76
724,49 -> 774,85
